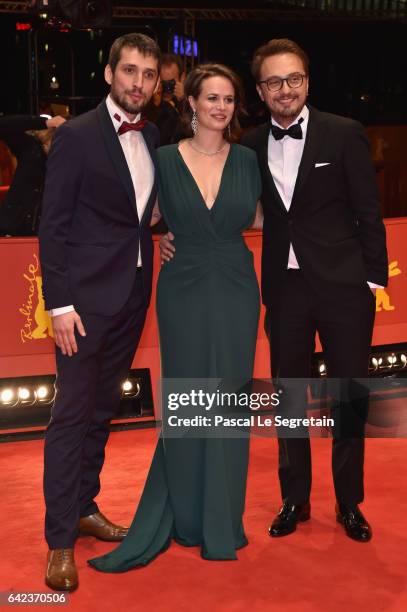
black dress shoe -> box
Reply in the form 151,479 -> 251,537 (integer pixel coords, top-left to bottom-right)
336,504 -> 372,542
269,502 -> 311,537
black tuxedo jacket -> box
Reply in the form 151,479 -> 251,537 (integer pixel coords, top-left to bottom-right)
241,106 -> 388,307
39,100 -> 159,316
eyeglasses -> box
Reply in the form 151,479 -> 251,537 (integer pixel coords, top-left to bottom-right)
259,73 -> 306,92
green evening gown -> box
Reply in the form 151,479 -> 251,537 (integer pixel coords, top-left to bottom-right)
88,143 -> 262,571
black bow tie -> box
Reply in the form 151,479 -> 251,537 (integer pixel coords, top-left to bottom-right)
271,118 -> 303,141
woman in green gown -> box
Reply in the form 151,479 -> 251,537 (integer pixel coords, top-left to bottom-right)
89,63 -> 262,572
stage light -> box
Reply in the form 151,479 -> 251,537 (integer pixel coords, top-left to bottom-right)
122,379 -> 141,399
0,369 -> 152,440
368,348 -> 407,375
122,380 -> 132,392
1,389 -> 14,404
50,76 -> 60,91
314,344 -> 407,379
36,386 -> 49,400
18,388 -> 30,401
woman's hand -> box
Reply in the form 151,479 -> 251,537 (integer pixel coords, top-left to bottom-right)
159,231 -> 175,263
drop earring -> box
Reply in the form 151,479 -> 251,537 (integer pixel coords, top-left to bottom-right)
191,110 -> 198,135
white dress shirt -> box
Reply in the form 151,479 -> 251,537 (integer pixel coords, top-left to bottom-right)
267,106 -> 381,289
49,94 -> 154,317
268,105 -> 309,270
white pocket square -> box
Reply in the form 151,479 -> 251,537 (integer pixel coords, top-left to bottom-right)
315,162 -> 331,167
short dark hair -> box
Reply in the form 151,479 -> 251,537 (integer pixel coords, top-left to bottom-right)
182,63 -> 244,142
161,53 -> 184,78
251,38 -> 309,82
108,33 -> 161,74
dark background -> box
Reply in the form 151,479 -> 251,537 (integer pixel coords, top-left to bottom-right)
1,2 -> 407,125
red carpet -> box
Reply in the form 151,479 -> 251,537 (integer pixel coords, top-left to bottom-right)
0,430 -> 406,611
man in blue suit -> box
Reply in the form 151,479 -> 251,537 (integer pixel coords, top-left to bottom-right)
39,33 -> 161,591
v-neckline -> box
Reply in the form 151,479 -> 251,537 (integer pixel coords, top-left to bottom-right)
176,142 -> 233,213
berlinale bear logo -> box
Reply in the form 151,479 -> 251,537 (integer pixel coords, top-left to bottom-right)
19,254 -> 54,343
375,261 -> 402,312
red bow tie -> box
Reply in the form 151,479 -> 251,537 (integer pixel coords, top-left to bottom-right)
117,117 -> 147,136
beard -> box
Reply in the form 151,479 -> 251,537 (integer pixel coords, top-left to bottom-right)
110,85 -> 147,115
270,93 -> 306,122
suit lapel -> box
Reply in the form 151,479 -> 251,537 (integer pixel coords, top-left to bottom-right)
96,100 -> 138,220
257,124 -> 287,214
290,107 -> 325,212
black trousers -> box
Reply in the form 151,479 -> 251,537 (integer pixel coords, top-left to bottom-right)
44,271 -> 148,549
266,269 -> 376,507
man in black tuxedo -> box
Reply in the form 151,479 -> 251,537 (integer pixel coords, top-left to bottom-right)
241,39 -> 388,542
39,33 -> 161,591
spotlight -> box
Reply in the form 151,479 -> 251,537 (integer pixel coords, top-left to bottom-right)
0,369 -> 153,438
18,388 -> 30,401
315,344 -> 407,379
36,386 -> 49,400
122,379 -> 141,398
1,389 -> 14,403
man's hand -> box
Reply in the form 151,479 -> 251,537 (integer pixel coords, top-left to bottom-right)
52,311 -> 86,356
173,75 -> 185,102
46,115 -> 66,129
159,231 -> 175,263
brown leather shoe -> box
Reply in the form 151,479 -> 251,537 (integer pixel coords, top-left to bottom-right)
78,511 -> 128,541
45,548 -> 78,592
